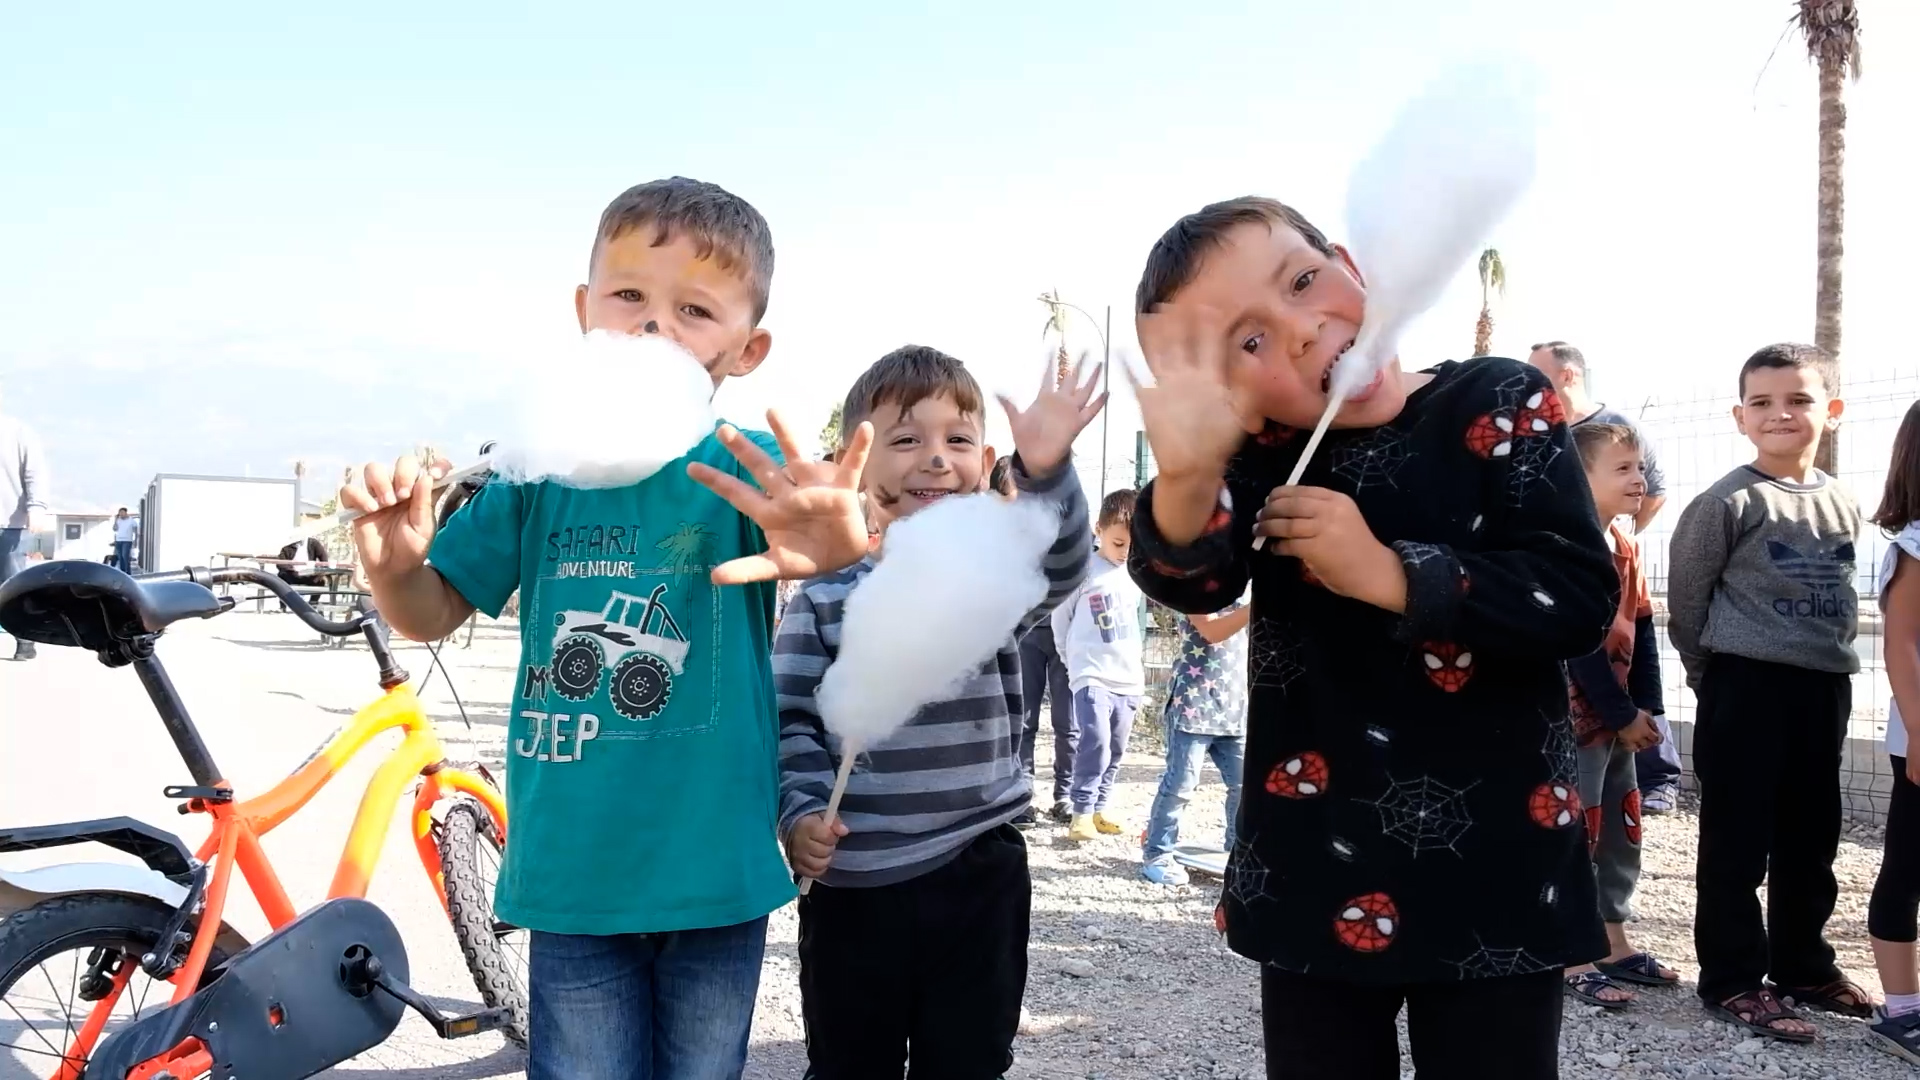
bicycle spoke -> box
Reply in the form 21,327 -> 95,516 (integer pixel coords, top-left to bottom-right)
132,967 -> 154,1020
61,949 -> 80,1060
35,957 -> 76,1059
0,1037 -> 85,1067
3,992 -> 67,1058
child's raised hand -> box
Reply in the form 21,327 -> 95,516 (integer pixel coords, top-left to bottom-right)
997,350 -> 1107,477
688,411 -> 875,584
785,812 -> 849,880
338,455 -> 451,585
1132,301 -> 1255,483
1256,486 -> 1406,612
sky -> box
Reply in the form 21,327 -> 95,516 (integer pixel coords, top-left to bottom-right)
2,1 -> 1914,512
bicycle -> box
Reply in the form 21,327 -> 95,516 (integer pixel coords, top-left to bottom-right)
0,560 -> 528,1079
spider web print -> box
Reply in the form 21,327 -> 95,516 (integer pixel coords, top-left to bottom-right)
1247,617 -> 1306,692
1362,775 -> 1479,857
1541,710 -> 1579,785
1330,426 -> 1413,490
1446,936 -> 1557,980
1224,839 -> 1274,909
1504,437 -> 1562,507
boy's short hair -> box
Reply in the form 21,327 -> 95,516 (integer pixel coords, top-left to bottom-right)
1530,341 -> 1587,374
1136,197 -> 1333,314
1571,421 -> 1640,468
839,345 -> 986,446
1097,489 -> 1137,531
1738,342 -> 1837,399
593,177 -> 776,323
988,456 -> 1015,497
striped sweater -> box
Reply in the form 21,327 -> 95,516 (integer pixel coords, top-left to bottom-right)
773,457 -> 1090,887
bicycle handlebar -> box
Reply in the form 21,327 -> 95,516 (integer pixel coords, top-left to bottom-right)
137,566 -> 374,636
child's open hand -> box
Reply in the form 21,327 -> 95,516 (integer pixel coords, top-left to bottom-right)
1132,301 -> 1255,484
1618,710 -> 1662,752
339,454 -> 452,586
689,411 -> 875,585
1257,486 -> 1406,612
997,350 -> 1107,478
786,812 -> 849,880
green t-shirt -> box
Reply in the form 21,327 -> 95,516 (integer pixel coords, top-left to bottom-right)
428,425 -> 796,934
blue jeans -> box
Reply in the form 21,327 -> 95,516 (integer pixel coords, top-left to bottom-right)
1143,725 -> 1244,862
1636,711 -> 1681,792
1069,686 -> 1141,814
112,540 -> 133,573
528,916 -> 768,1080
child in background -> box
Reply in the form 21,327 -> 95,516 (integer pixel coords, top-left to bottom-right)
775,345 -> 1099,1078
1140,592 -> 1249,886
1559,423 -> 1677,1009
1867,401 -> 1920,1063
1053,489 -> 1148,843
1127,196 -> 1616,1079
342,177 -> 873,1080
1668,342 -> 1864,1042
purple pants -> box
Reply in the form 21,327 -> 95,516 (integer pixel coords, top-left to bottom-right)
1069,686 -> 1142,815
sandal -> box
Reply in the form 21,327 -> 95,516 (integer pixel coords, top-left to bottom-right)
1769,977 -> 1875,1020
1597,952 -> 1680,987
1705,988 -> 1816,1043
1565,970 -> 1634,1009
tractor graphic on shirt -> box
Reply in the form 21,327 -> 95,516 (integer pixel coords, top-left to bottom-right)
549,583 -> 689,720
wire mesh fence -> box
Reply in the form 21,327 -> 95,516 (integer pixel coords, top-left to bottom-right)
1124,360 -> 1920,822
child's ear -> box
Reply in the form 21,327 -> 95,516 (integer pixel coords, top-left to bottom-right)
1730,403 -> 1747,434
727,328 -> 774,378
1826,395 -> 1847,428
1331,243 -> 1366,286
574,284 -> 590,333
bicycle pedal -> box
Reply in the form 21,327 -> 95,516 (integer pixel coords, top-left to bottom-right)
434,1005 -> 508,1040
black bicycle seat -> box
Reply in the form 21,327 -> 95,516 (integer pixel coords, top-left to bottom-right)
0,561 -> 227,650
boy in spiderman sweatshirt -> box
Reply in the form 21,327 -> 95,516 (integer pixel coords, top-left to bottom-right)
1126,196 -> 1617,1080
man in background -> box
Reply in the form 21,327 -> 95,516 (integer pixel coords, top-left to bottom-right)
1,381 -> 49,660
1528,341 -> 1682,813
112,507 -> 137,573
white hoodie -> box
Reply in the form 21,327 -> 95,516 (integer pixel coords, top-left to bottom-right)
1051,554 -> 1146,695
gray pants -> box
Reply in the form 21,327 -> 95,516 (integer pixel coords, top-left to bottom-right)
1577,736 -> 1643,924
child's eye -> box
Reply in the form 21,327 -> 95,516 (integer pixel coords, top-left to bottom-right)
614,289 -> 642,303
947,435 -> 975,446
680,304 -> 711,320
891,436 -> 918,447
1241,333 -> 1264,355
1292,269 -> 1317,294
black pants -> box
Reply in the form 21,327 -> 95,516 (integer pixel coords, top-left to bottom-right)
1872,755 -> 1920,941
798,824 -> 1030,1080
1692,653 -> 1851,1002
1260,967 -> 1564,1079
1016,623 -> 1071,802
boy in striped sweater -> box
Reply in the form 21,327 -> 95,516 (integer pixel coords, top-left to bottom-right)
774,344 -> 1098,1078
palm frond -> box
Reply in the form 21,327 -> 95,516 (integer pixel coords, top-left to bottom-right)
1795,0 -> 1863,80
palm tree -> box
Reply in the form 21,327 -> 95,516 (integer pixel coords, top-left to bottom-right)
1473,248 -> 1506,358
819,403 -> 844,461
1794,0 -> 1862,476
1039,288 -> 1071,386
656,523 -> 715,604
292,458 -> 309,513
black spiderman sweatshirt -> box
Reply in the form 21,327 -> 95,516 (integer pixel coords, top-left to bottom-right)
1128,357 -> 1617,984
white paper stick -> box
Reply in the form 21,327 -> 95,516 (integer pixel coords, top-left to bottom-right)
281,460 -> 493,546
1251,400 -> 1342,551
798,750 -> 860,896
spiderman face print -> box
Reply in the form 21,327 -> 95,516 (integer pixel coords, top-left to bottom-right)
1529,782 -> 1583,829
1266,751 -> 1330,798
1420,641 -> 1473,692
1334,892 -> 1399,953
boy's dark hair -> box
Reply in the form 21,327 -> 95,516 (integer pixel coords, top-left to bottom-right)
1737,342 -> 1837,399
1097,489 -> 1137,531
593,177 -> 776,323
988,455 -> 1015,497
840,345 -> 985,446
1571,421 -> 1640,468
1529,341 -> 1587,374
1136,197 -> 1333,314
1873,401 -> 1920,534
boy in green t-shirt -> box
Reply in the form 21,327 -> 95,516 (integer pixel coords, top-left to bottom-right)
340,177 -> 872,1079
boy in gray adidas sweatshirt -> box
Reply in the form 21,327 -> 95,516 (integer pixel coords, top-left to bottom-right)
1669,342 -> 1866,1039
774,345 -> 1097,1077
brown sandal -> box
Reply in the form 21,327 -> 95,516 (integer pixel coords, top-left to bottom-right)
1770,977 -> 1874,1020
1705,989 -> 1816,1043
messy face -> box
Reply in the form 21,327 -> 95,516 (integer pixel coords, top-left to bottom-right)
861,393 -> 986,529
1733,366 -> 1842,465
1582,442 -> 1646,523
575,230 -> 771,387
1095,523 -> 1131,564
1162,222 -> 1409,431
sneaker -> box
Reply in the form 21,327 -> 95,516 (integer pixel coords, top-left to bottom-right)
10,642 -> 34,661
1068,814 -> 1098,842
1869,1007 -> 1920,1065
1140,858 -> 1190,887
1012,808 -> 1037,830
1642,784 -> 1678,815
1049,801 -> 1072,823
1093,812 -> 1124,835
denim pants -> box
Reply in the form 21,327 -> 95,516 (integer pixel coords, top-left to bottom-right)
528,916 -> 768,1080
1143,724 -> 1244,863
1069,686 -> 1141,815
113,540 -> 133,573
1635,711 -> 1682,793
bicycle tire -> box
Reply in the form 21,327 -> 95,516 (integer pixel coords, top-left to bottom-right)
0,892 -> 230,1072
438,798 -> 528,1047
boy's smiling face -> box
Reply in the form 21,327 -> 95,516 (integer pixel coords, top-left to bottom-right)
575,230 -> 771,388
1170,221 -> 1411,431
1582,441 -> 1646,523
861,392 -> 986,530
1733,365 -> 1842,465
1095,523 -> 1131,564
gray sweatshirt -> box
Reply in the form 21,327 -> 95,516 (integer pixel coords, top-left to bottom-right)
1666,464 -> 1860,691
1,414 -> 48,531
773,457 -> 1090,887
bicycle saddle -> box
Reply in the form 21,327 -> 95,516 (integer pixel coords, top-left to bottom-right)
0,560 -> 227,650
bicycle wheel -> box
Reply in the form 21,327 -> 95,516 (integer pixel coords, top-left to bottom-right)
439,798 -> 528,1047
0,892 -> 230,1076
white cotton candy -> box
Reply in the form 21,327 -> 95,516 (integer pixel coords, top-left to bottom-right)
816,493 -> 1057,751
1327,59 -> 1541,399
488,330 -> 718,488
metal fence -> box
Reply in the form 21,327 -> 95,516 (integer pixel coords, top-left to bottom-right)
1126,361 -> 1920,822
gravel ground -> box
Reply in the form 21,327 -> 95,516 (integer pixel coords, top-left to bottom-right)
748,728 -> 1912,1080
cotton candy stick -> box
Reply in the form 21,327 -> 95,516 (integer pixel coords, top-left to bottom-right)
282,459 -> 494,545
1253,60 -> 1539,550
798,754 -> 859,896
